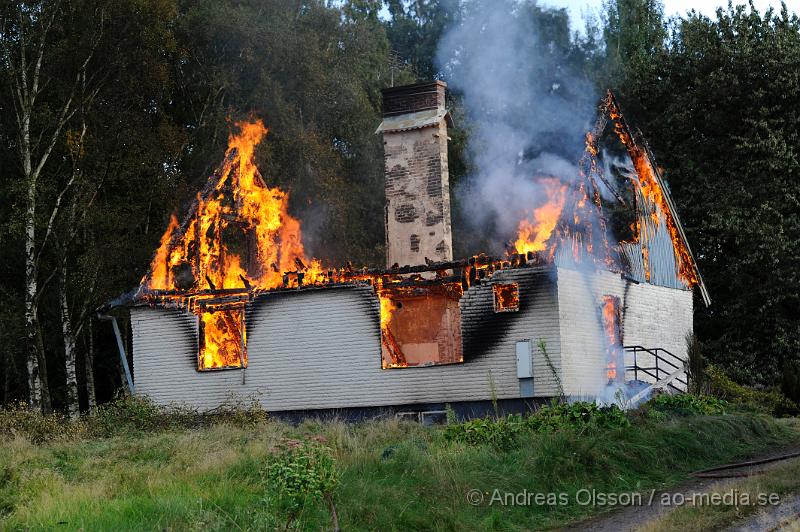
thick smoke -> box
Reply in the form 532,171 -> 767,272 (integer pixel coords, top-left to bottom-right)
437,2 -> 646,404
436,0 -> 598,253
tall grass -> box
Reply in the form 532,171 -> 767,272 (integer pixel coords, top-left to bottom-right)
0,403 -> 797,530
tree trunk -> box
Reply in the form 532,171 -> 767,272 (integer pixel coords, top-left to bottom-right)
24,189 -> 42,410
2,334 -> 14,405
85,319 -> 97,412
59,253 -> 80,419
35,324 -> 52,414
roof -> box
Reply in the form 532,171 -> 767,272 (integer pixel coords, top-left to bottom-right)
606,91 -> 710,306
375,108 -> 453,134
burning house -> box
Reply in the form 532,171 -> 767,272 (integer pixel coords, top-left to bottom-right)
99,81 -> 709,417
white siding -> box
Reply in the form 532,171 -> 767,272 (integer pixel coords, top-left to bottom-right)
556,267 -> 693,395
460,268 -> 563,397
131,267 -> 693,411
131,271 -> 563,411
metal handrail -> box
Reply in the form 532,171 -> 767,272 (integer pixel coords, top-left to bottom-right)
623,345 -> 687,391
625,365 -> 687,387
623,365 -> 685,393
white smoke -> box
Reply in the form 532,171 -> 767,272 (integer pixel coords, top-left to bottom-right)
436,0 -> 597,251
437,1 -> 645,406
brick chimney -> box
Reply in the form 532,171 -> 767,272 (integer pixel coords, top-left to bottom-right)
377,81 -> 453,269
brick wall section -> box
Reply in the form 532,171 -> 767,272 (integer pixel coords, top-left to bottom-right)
383,119 -> 452,267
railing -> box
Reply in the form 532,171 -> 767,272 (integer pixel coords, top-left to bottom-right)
623,345 -> 687,392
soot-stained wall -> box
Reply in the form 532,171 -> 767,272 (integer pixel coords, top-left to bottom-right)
130,266 -> 692,411
130,279 -> 557,412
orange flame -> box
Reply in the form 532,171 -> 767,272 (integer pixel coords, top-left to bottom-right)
199,309 -> 246,370
143,119 -> 322,292
514,179 -> 568,255
608,99 -> 699,288
142,119 -> 323,369
602,296 -> 621,382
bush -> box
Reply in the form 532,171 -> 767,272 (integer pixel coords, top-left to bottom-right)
707,365 -> 799,416
782,360 -> 800,405
443,415 -> 524,450
645,393 -> 727,416
444,402 -> 631,449
263,438 -> 338,526
0,394 -> 271,443
0,402 -> 86,443
525,401 -> 630,432
86,394 -> 165,436
86,395 -> 270,436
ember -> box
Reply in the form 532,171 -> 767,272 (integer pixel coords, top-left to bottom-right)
493,282 -> 520,312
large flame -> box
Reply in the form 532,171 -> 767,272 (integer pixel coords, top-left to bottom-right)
142,119 -> 322,369
514,179 -> 568,255
608,101 -> 699,288
199,309 -> 246,370
144,119 -> 322,292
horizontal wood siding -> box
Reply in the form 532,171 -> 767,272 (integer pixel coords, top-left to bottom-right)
460,267 -> 562,397
131,272 -> 563,411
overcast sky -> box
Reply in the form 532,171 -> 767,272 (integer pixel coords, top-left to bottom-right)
543,0 -> 799,29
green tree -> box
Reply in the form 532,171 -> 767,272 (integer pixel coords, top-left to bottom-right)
611,3 -> 800,383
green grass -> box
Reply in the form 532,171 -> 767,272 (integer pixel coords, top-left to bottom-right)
0,412 -> 798,531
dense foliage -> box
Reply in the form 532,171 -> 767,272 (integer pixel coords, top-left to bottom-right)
644,393 -> 728,416
707,364 -> 800,416
444,401 -> 630,449
1,0 -> 798,412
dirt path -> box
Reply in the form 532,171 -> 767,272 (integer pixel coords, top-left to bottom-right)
560,449 -> 800,531
728,494 -> 800,532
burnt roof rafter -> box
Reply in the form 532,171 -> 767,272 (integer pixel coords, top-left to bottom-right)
603,90 -> 711,307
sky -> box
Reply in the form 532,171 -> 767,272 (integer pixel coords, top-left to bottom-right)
543,0 -> 800,29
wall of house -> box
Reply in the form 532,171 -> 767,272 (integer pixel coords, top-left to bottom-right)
555,267 -> 693,396
131,267 -> 693,411
130,277 -> 560,412
459,267 -> 563,398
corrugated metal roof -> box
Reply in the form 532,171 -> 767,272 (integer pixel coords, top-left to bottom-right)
375,108 -> 453,134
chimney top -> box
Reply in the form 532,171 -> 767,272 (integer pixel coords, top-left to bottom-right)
381,80 -> 447,118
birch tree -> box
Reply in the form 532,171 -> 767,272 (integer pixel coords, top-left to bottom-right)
1,0 -> 101,411
57,88 -> 104,418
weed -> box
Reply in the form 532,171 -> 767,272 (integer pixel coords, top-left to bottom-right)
263,438 -> 339,529
444,402 -> 630,449
538,339 -> 565,399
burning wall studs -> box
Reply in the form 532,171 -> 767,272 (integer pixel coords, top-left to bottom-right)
493,282 -> 520,313
601,295 -> 623,384
198,308 -> 247,371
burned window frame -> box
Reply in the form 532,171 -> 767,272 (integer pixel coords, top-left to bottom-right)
379,283 -> 465,369
196,305 -> 248,372
492,282 -> 520,313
